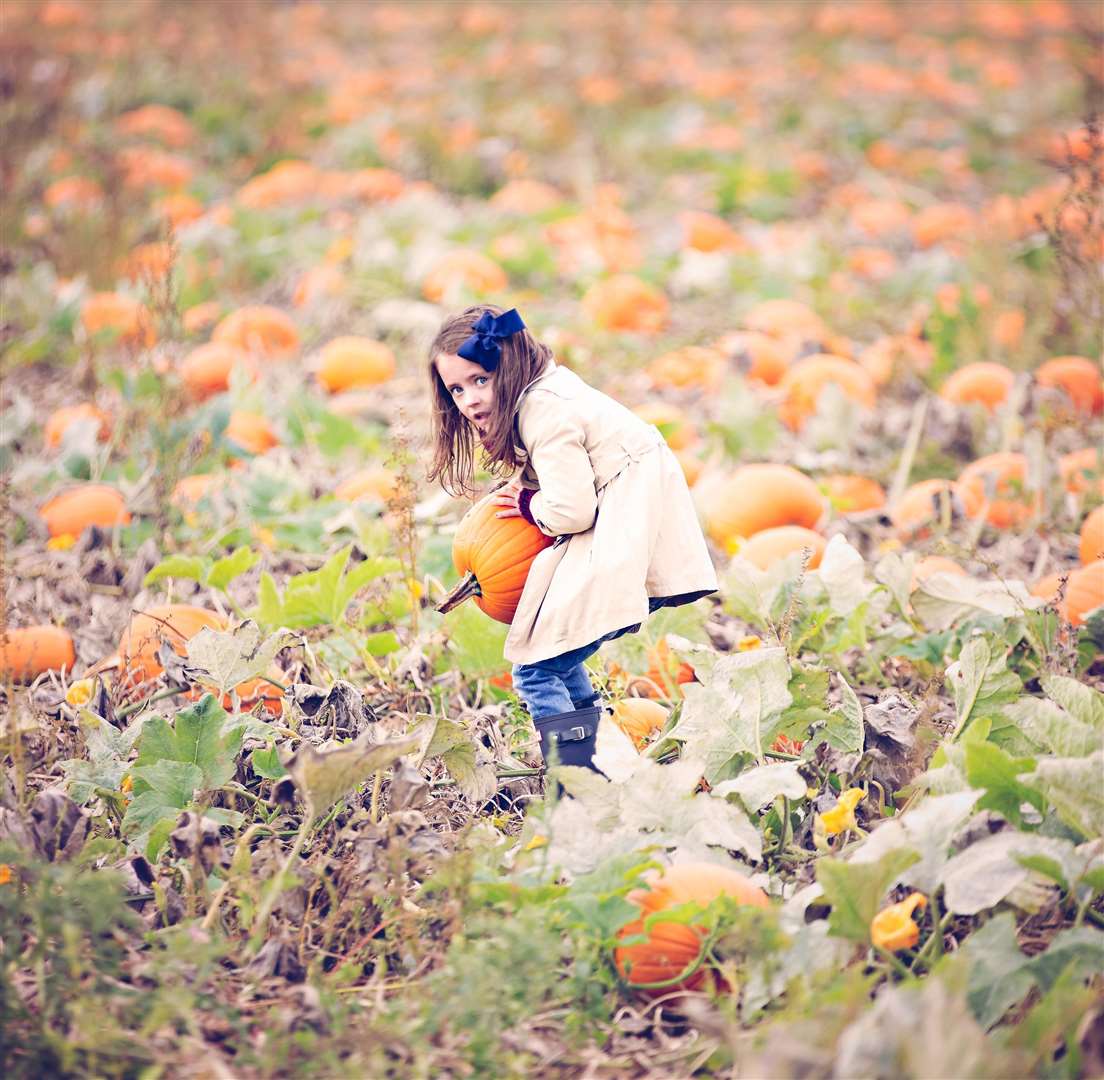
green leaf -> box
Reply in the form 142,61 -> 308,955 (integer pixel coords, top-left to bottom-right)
1022,753 -> 1104,840
912,574 -> 1040,631
960,912 -> 1036,1029
133,694 -> 243,793
1005,696 -> 1101,757
183,621 -> 293,696
946,636 -> 1021,742
963,741 -> 1044,827
711,761 -> 806,812
940,831 -> 1060,915
816,847 -> 920,943
824,672 -> 865,754
1041,674 -> 1104,730
281,726 -> 422,821
250,745 -> 286,780
668,646 -> 792,781
144,555 -> 208,588
332,555 -> 402,621
257,572 -> 283,627
440,602 -> 509,680
207,546 -> 259,591
364,630 -> 401,656
874,551 -> 916,618
413,713 -> 497,803
815,535 -> 873,616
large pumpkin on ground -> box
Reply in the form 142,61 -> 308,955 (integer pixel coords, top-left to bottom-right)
890,478 -> 981,538
1035,355 -> 1103,415
615,863 -> 769,993
212,305 -> 299,359
44,403 -> 112,449
939,362 -> 1015,412
181,342 -> 256,400
1032,562 -> 1104,627
777,355 -> 877,430
958,452 -> 1041,529
611,698 -> 669,749
581,274 -> 669,334
0,626 -> 76,683
40,484 -> 131,538
436,493 -> 555,623
700,464 -> 826,553
317,336 -> 396,393
1081,506 -> 1104,566
736,525 -> 826,570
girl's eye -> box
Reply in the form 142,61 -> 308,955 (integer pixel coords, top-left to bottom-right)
476,376 -> 489,386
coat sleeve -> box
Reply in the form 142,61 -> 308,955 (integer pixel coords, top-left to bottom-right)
521,394 -> 598,536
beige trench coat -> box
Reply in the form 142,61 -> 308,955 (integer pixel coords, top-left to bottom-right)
503,361 -> 718,665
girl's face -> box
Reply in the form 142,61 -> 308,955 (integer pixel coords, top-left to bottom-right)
435,352 -> 495,435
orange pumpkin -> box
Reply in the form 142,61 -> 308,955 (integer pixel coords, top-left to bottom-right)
615,863 -> 769,993
857,334 -> 933,387
1059,449 -> 1104,495
236,160 -> 320,208
436,492 -> 555,623
292,265 -> 346,308
701,464 -> 826,552
911,556 -> 966,591
212,305 -> 299,359
939,362 -> 1015,412
821,474 -> 886,515
112,605 -> 227,691
0,626 -> 76,683
736,525 -> 826,570
114,103 -> 195,148
171,473 -> 222,509
40,484 -> 130,538
489,179 -> 563,214
912,203 -> 974,248
421,250 -> 508,304
777,355 -> 876,430
717,330 -> 791,386
1036,356 -> 1104,415
1081,506 -> 1104,566
631,403 -> 699,450
611,698 -> 669,749
1032,562 -> 1104,626
645,346 -> 727,391
43,175 -> 103,210
334,468 -> 398,503
225,411 -> 279,455
890,478 -> 982,538
643,636 -> 696,699
80,292 -> 156,348
673,448 -> 703,487
317,337 -> 396,393
958,452 -> 1041,529
679,210 -> 741,252
180,342 -> 256,400
122,241 -> 174,282
741,298 -> 827,343
581,275 -> 669,334
43,403 -> 112,449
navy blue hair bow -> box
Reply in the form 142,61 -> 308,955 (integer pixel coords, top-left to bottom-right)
456,308 -> 526,372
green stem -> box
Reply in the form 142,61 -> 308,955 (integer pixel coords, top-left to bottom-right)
875,946 -> 914,980
116,685 -> 188,720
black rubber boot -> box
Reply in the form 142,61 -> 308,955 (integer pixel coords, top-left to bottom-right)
570,690 -> 602,710
534,705 -> 601,772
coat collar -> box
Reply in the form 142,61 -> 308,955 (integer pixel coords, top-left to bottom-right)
510,356 -> 558,417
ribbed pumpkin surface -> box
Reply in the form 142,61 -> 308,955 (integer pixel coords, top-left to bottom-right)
615,863 -> 769,993
452,494 -> 554,623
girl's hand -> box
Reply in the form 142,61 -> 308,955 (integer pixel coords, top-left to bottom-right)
493,478 -> 524,518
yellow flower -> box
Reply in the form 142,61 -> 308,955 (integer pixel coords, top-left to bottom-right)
47,533 -> 77,551
522,834 -> 548,852
816,787 -> 865,837
66,678 -> 96,707
871,892 -> 927,951
0,864 -> 12,885
252,524 -> 276,548
120,774 -> 133,794
737,635 -> 762,651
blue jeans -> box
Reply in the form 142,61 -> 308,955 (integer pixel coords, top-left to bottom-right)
512,599 -> 666,719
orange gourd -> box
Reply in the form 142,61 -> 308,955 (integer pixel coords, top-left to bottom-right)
631,402 -> 699,449
939,362 -> 1015,412
80,292 -> 156,348
911,556 -> 966,591
436,493 -> 555,623
1081,506 -> 1104,566
615,863 -> 769,993
212,305 -> 299,359
113,605 -> 227,691
1060,449 -> 1103,495
40,484 -> 131,538
701,464 -> 826,552
0,626 -> 76,683
645,346 -> 726,391
581,275 -> 669,334
717,330 -> 790,386
180,342 -> 256,399
334,468 -> 398,503
890,478 -> 982,538
777,355 -> 876,430
421,250 -> 508,304
225,411 -> 279,455
611,698 -> 669,749
1032,562 -> 1104,626
317,337 -> 396,393
1036,356 -> 1104,415
821,474 -> 886,514
43,403 -> 111,448
736,525 -> 826,570
958,452 -> 1040,529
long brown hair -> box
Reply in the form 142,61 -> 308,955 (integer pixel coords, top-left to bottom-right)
425,304 -> 553,497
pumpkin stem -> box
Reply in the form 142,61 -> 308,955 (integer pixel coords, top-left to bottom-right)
435,571 -> 482,614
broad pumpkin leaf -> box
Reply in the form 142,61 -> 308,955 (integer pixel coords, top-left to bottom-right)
144,555 -> 208,588
1021,753 -> 1104,840
816,847 -> 920,943
411,712 -> 496,804
1004,696 -> 1100,758
712,762 -> 806,812
206,546 -> 259,591
945,636 -> 1021,742
439,602 -> 509,680
184,621 -> 293,696
133,694 -> 243,793
813,534 -> 873,617
669,646 -> 792,781
874,550 -> 916,619
280,726 -> 421,821
1040,674 -> 1104,730
912,574 -> 1041,631
963,741 -> 1044,828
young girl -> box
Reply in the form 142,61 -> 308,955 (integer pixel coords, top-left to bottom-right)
427,304 -> 718,770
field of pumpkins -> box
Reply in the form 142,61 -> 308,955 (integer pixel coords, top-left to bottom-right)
2,2 -> 1104,1076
